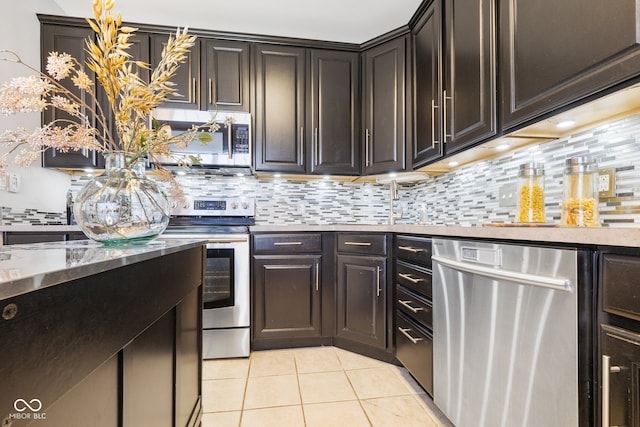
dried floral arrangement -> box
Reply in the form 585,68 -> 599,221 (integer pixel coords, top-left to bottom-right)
0,0 -> 216,193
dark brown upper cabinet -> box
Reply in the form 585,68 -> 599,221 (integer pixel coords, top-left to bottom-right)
201,39 -> 250,112
253,44 -> 307,173
41,24 -> 102,169
410,0 -> 497,168
362,36 -> 408,175
411,1 -> 444,167
309,49 -> 360,175
500,0 -> 640,131
150,33 -> 201,110
443,0 -> 498,154
254,45 -> 360,175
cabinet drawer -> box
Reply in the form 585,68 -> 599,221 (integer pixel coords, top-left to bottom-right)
253,233 -> 322,253
395,311 -> 433,396
602,253 -> 640,322
396,235 -> 432,268
397,285 -> 432,331
337,233 -> 387,255
396,260 -> 432,299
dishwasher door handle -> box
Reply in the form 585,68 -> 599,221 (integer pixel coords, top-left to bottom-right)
432,255 -> 573,291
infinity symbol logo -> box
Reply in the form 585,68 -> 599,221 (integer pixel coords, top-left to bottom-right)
13,399 -> 42,412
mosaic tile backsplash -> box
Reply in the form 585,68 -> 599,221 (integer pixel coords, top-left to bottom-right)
3,113 -> 640,227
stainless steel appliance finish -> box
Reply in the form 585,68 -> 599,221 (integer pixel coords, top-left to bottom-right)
163,197 -> 254,359
432,238 -> 579,427
152,108 -> 251,171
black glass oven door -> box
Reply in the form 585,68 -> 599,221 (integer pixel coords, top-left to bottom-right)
204,248 -> 234,309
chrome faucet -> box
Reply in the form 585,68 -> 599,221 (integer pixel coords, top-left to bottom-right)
389,180 -> 403,224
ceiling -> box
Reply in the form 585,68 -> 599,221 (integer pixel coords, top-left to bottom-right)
50,0 -> 423,44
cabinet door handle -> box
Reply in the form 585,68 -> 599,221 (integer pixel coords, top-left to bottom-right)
228,122 -> 233,159
345,241 -> 372,246
365,128 -> 371,167
314,127 -> 319,166
602,354 -> 622,427
398,245 -> 422,253
192,78 -> 197,104
398,327 -> 423,344
315,261 -> 320,292
208,78 -> 213,104
300,126 -> 304,165
376,265 -> 381,297
443,89 -> 452,142
431,99 -> 439,148
398,300 -> 425,313
273,241 -> 303,246
398,273 -> 424,284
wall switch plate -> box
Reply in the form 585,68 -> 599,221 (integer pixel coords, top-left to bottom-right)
598,168 -> 615,198
7,173 -> 20,193
499,183 -> 518,207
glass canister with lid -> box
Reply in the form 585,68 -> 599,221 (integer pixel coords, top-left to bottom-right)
516,162 -> 546,223
561,156 -> 600,227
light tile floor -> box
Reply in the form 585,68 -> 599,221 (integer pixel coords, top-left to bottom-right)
201,346 -> 452,427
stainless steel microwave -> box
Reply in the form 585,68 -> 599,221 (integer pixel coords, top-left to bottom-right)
152,108 -> 251,169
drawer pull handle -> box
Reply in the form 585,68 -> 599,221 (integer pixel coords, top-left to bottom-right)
273,242 -> 303,246
345,241 -> 372,246
398,246 -> 422,253
398,273 -> 424,284
398,300 -> 425,313
398,327 -> 423,344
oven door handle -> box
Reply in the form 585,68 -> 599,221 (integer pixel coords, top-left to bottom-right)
204,238 -> 248,244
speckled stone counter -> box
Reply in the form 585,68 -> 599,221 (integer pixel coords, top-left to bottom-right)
0,238 -> 204,301
250,224 -> 640,248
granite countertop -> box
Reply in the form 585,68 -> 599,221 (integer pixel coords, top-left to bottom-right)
0,238 -> 204,301
250,224 -> 640,248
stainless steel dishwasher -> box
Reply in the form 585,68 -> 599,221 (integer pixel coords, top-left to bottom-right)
432,238 -> 587,427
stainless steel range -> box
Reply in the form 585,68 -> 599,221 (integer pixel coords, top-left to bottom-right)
163,197 -> 254,359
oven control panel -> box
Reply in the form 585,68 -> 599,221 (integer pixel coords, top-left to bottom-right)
170,197 -> 255,217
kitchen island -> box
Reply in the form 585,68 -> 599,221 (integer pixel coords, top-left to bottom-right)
0,239 -> 205,427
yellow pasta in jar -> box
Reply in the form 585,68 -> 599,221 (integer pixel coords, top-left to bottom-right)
517,184 -> 545,223
561,198 -> 598,227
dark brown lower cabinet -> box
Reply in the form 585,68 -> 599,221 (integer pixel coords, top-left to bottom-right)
253,255 -> 322,341
600,324 -> 640,427
396,311 -> 433,395
335,254 -> 387,349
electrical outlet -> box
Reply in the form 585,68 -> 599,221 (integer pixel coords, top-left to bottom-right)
7,173 -> 20,193
598,168 -> 615,198
499,183 -> 517,207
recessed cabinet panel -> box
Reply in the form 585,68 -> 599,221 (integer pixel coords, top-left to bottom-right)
602,253 -> 640,322
254,45 -> 306,173
41,24 -> 101,169
150,34 -> 200,109
601,324 -> 640,427
310,50 -> 359,175
202,39 -> 250,111
253,255 -> 322,340
362,37 -> 406,175
501,0 -> 640,129
411,0 -> 443,167
444,0 -> 497,153
336,255 -> 387,348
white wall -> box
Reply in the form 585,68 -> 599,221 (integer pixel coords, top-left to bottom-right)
1,2 -> 70,212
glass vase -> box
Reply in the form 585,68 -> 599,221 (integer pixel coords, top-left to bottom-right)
73,151 -> 170,245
